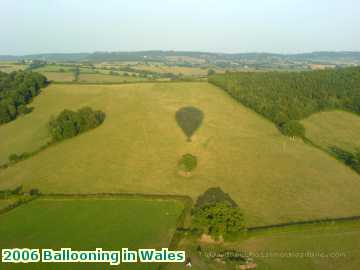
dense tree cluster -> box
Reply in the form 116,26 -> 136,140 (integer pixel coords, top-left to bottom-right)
209,67 -> 360,126
49,107 -> 106,141
278,120 -> 305,137
192,188 -> 245,238
0,71 -> 47,124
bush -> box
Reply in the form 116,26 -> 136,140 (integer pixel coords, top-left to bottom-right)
8,152 -> 31,163
29,188 -> 40,196
178,154 -> 197,172
278,120 -> 305,137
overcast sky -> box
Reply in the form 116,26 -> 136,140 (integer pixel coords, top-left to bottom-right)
0,0 -> 359,55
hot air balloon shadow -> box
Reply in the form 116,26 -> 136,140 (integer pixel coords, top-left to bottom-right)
175,106 -> 204,142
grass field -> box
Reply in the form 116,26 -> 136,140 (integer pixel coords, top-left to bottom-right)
302,110 -> 360,152
231,221 -> 360,270
132,64 -> 208,76
0,63 -> 27,73
0,199 -> 16,210
41,71 -> 75,82
78,73 -> 145,83
0,82 -> 360,226
0,197 -> 184,270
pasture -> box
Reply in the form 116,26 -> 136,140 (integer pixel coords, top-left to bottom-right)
233,221 -> 360,270
302,110 -> 360,152
41,71 -> 75,82
77,73 -> 145,83
0,82 -> 360,226
132,64 -> 208,76
0,197 -> 184,270
0,63 -> 27,73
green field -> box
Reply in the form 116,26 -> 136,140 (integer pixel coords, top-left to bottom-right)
0,199 -> 15,210
302,110 -> 360,152
230,221 -> 360,270
0,197 -> 184,270
0,82 -> 360,226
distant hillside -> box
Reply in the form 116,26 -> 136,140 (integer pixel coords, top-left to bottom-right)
1,51 -> 360,64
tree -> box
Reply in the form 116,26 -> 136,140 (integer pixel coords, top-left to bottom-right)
178,153 -> 197,172
208,69 -> 216,76
192,187 -> 244,238
278,120 -> 305,137
192,202 -> 245,238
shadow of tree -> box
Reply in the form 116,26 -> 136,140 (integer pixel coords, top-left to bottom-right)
175,106 -> 204,142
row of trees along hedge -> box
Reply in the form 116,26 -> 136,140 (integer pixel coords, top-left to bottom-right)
0,71 -> 47,124
49,107 -> 106,141
209,67 -> 360,136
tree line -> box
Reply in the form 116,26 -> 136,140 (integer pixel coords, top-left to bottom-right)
209,67 -> 360,136
0,71 -> 47,124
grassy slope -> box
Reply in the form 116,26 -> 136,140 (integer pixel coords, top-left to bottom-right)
0,83 -> 360,226
0,198 -> 183,270
232,221 -> 360,270
302,110 -> 360,152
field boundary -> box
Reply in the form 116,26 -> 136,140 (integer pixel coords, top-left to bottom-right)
247,215 -> 360,232
51,79 -> 207,85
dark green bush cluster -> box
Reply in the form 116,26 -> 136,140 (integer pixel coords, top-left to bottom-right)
192,187 -> 245,238
278,120 -> 305,137
8,152 -> 31,163
178,153 -> 198,172
0,186 -> 22,199
0,71 -> 47,124
49,107 -> 105,141
209,67 -> 360,125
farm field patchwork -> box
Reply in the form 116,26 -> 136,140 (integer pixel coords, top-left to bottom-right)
0,197 -> 184,270
302,110 -> 360,153
0,82 -> 360,226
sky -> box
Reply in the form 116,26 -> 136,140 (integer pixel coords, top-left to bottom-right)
0,0 -> 359,55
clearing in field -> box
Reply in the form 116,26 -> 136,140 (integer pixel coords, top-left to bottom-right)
0,197 -> 184,270
1,82 -> 360,226
302,110 -> 360,152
